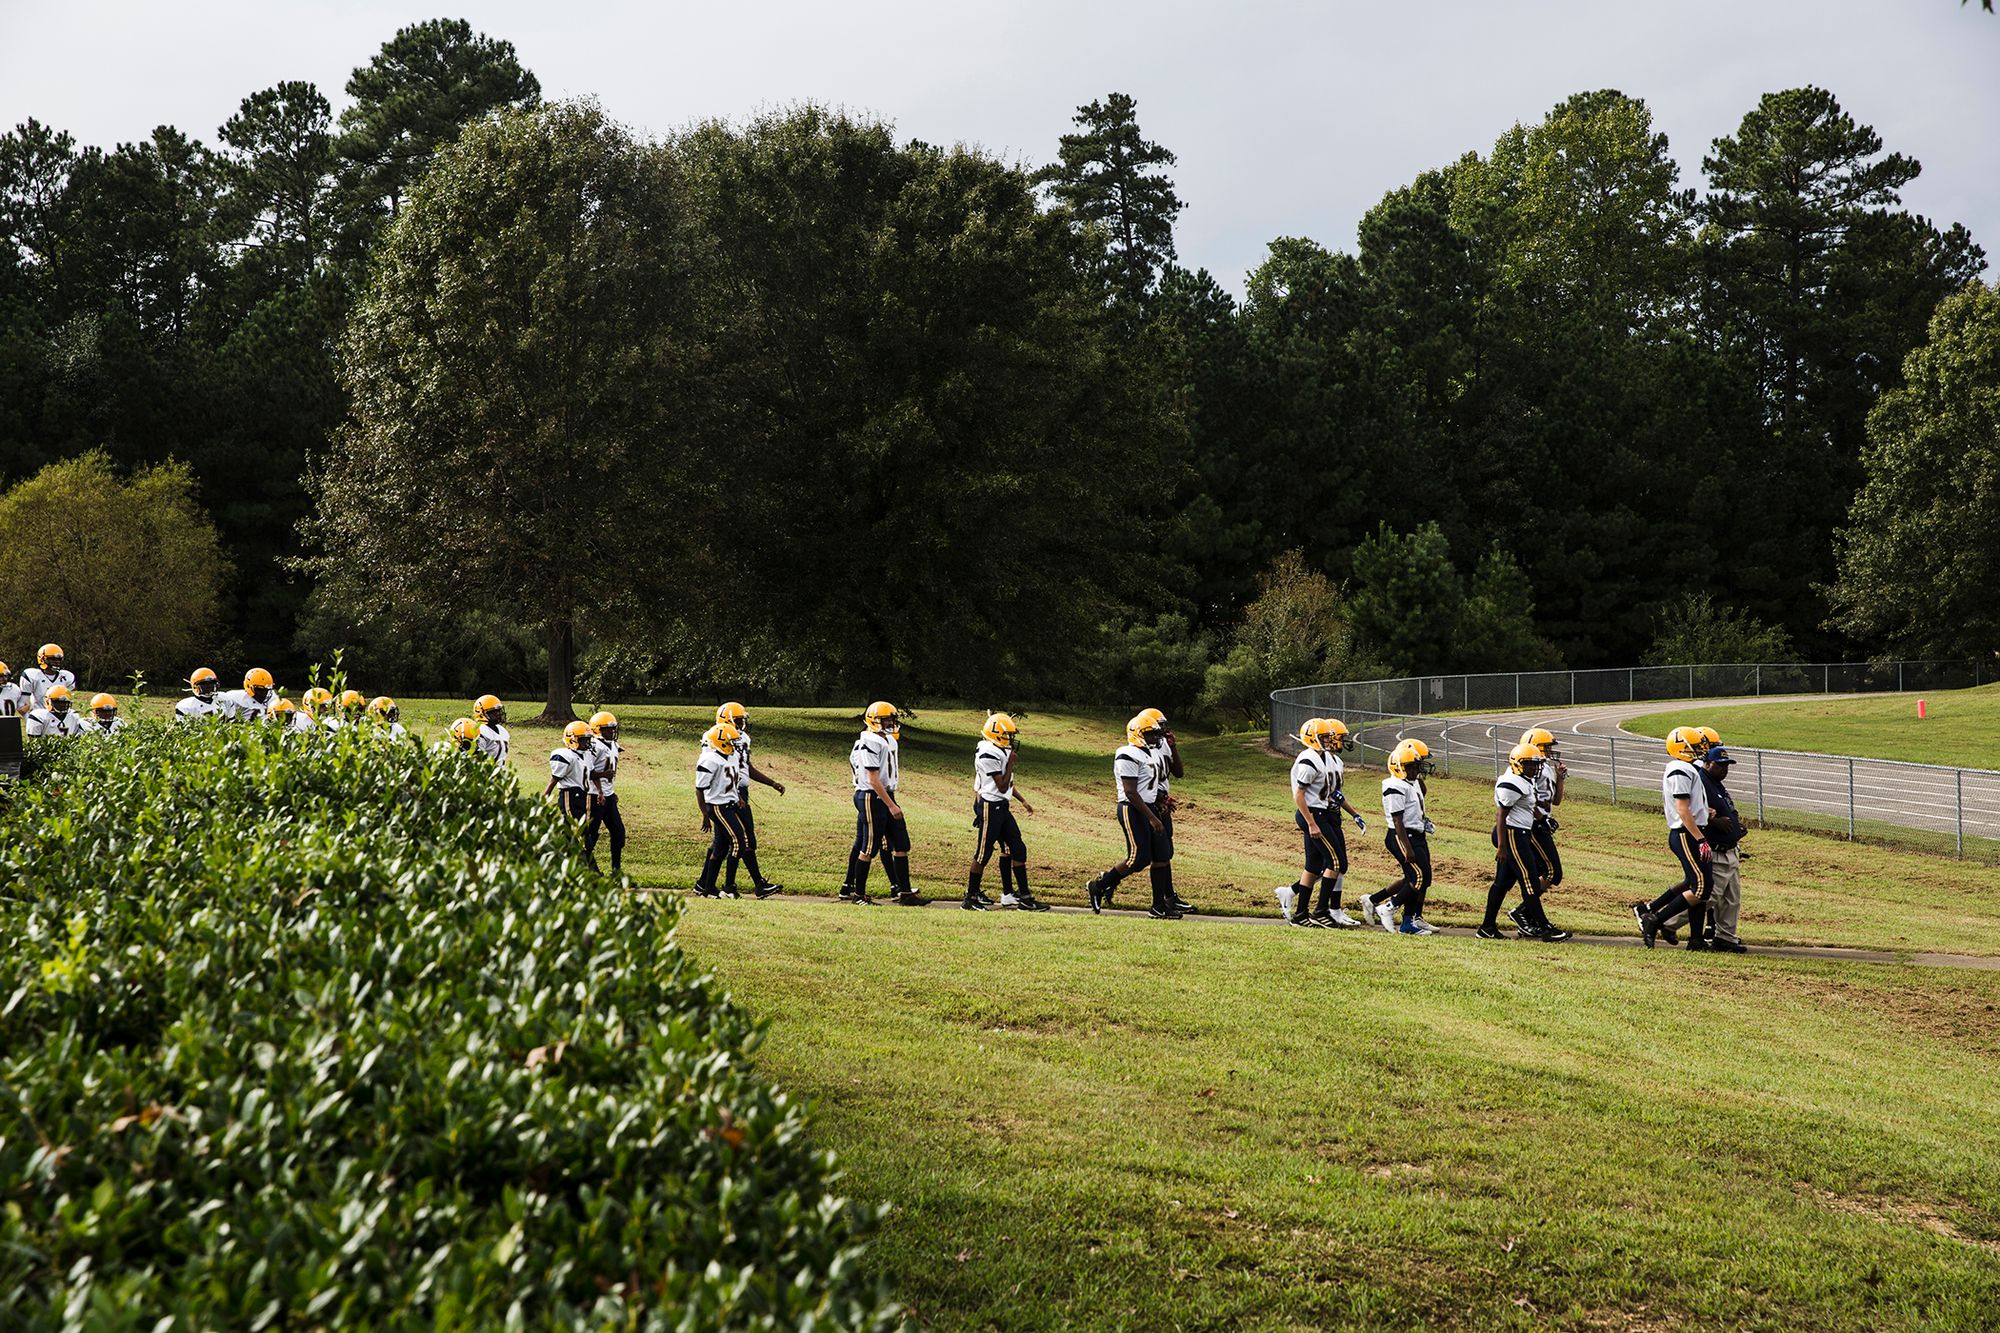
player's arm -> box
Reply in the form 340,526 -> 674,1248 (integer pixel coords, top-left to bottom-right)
869,766 -> 901,821
1493,801 -> 1509,865
747,759 -> 785,795
1551,763 -> 1566,805
1292,782 -> 1323,838
1162,731 -> 1184,779
1125,775 -> 1162,831
1392,807 -> 1414,865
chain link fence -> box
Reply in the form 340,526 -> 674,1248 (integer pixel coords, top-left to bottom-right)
1270,661 -> 2000,861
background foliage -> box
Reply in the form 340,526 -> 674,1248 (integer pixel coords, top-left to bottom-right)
0,16 -> 1990,710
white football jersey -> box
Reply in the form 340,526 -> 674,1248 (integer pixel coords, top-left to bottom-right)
1290,749 -> 1341,810
0,682 -> 22,716
589,738 -> 620,798
1113,743 -> 1159,805
1381,776 -> 1427,831
286,711 -> 317,734
733,730 -> 752,794
696,744 -> 740,805
1494,773 -> 1537,830
476,723 -> 510,764
973,739 -> 1016,802
25,707 -> 85,738
218,689 -> 269,722
20,667 -> 76,709
174,696 -> 221,723
1533,766 -> 1556,811
84,717 -> 128,738
548,746 -> 591,791
1662,760 -> 1710,830
851,731 -> 898,793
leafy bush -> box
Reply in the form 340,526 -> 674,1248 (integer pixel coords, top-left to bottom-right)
1643,591 -> 1798,666
0,724 -> 896,1330
1200,551 -> 1384,726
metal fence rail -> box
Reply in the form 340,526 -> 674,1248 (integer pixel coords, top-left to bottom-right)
1270,661 -> 1999,860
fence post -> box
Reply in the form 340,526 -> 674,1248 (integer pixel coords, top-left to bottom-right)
1957,770 -> 1965,859
1515,673 -> 1521,709
1443,725 -> 1451,776
1899,661 -> 1905,693
1688,664 -> 1694,698
1628,668 -> 1634,702
1609,735 -> 1618,804
1755,750 -> 1765,826
1755,664 -> 1761,697
1570,673 -> 1576,706
1825,664 -> 1830,693
1846,759 -> 1855,839
1378,682 -> 1384,715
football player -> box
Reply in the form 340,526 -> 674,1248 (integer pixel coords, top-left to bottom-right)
1138,708 -> 1198,914
543,721 -> 598,867
269,698 -> 309,732
1478,741 -> 1549,940
473,695 -> 510,763
694,721 -> 761,899
1635,727 -> 1716,949
84,693 -> 126,737
301,687 -> 335,728
715,702 -> 785,896
0,661 -> 21,716
20,644 -> 75,709
324,689 -> 367,731
367,696 -> 406,740
1278,716 -> 1365,928
176,668 -> 223,722
220,668 -> 277,722
844,702 -> 922,905
1365,738 -> 1438,934
965,712 -> 1046,911
1085,711 -> 1183,919
447,717 -> 480,752
24,684 -> 85,737
582,711 -> 628,875
1513,726 -> 1572,940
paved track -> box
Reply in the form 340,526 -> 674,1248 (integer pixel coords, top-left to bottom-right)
1363,695 -> 2000,845
694,894 -> 2000,971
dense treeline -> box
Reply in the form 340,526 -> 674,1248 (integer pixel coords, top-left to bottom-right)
1,18 -> 1990,714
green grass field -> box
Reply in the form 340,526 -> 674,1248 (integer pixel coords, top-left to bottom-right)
1626,684 -> 2000,770
676,902 -> 2000,1329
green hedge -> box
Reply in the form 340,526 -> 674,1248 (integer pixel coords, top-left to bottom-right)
0,724 -> 897,1330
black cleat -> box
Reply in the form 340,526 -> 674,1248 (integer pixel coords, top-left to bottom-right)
1292,912 -> 1325,927
1660,923 -> 1681,946
1475,923 -> 1505,940
1170,897 -> 1197,914
1710,938 -> 1747,954
1629,902 -> 1648,930
890,890 -> 931,907
1640,913 -> 1660,949
692,885 -> 722,899
1540,924 -> 1573,942
1148,904 -> 1183,920
1018,895 -> 1053,912
720,887 -> 742,900
1086,876 -> 1108,914
1508,906 -> 1545,939
960,894 -> 989,911
753,882 -> 783,899
1686,938 -> 1711,953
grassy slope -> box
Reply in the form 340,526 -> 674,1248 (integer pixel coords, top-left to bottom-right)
677,901 -> 2000,1329
1624,684 -> 2000,770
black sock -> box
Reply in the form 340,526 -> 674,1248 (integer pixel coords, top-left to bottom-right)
724,854 -> 739,891
967,865 -> 983,897
1409,888 -> 1427,918
1688,902 -> 1707,941
1483,879 -> 1510,929
852,858 -> 872,895
699,846 -> 723,892
1646,888 -> 1684,917
890,856 -> 911,893
1011,860 -> 1028,898
1317,879 -> 1341,913
1149,863 -> 1170,909
997,860 -> 1011,896
742,849 -> 768,886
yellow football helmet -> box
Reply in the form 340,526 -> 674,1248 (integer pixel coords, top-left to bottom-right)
1507,740 -> 1544,776
474,694 -> 505,725
1697,726 -> 1721,751
270,698 -> 298,720
717,701 -> 748,731
45,684 -> 72,714
244,667 -> 275,703
0,661 -> 9,682
368,696 -> 399,724
449,717 -> 479,749
302,687 -> 333,717
189,667 -> 218,700
1664,726 -> 1702,762
562,720 -> 593,750
1397,737 -> 1434,778
590,710 -> 618,742
37,643 -> 64,671
1310,717 -> 1350,753
337,689 -> 366,716
982,712 -> 1019,748
864,701 -> 899,736
1521,726 -> 1559,760
90,693 -> 118,723
1387,739 -> 1421,780
704,721 -> 742,756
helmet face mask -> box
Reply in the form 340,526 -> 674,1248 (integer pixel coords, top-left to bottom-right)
49,690 -> 71,717
983,712 -> 1018,749
705,722 -> 741,756
475,695 -> 506,727
38,644 -> 64,672
1508,741 -> 1544,777
865,702 -> 898,737
191,670 -> 218,701
450,718 -> 478,749
592,711 -> 619,743
562,721 -> 592,750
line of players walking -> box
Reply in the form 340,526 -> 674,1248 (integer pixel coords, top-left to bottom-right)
19,653 -> 1750,946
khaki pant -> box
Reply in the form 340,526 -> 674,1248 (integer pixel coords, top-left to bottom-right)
1662,845 -> 1742,943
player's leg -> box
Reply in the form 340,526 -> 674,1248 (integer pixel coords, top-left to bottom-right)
844,791 -> 877,901
1089,804 -> 1151,912
965,800 -> 997,910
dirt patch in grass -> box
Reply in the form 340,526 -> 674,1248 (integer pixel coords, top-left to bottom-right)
1707,969 -> 2000,1053
1802,1185 -> 2000,1256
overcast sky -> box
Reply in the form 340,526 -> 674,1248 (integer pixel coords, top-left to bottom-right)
4,1 -> 1995,292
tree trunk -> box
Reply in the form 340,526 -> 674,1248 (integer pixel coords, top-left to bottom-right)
542,617 -> 577,723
